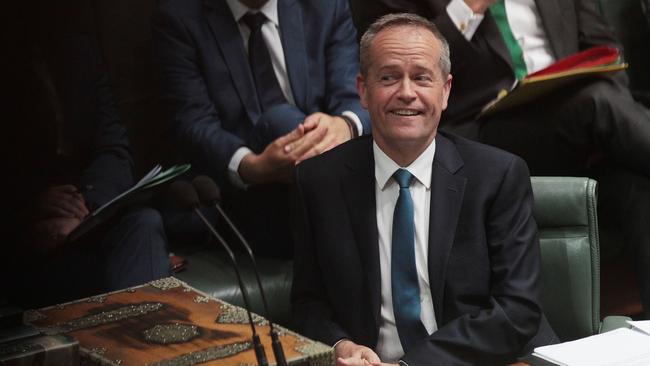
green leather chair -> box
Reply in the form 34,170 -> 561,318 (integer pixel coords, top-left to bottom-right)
531,177 -> 629,342
174,247 -> 294,328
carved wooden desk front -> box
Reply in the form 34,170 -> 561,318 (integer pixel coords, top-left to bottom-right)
24,277 -> 332,366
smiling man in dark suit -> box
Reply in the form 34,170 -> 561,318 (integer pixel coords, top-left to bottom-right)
153,0 -> 369,255
350,0 -> 650,318
292,13 -> 557,366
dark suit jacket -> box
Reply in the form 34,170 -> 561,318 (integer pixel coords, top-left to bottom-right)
153,0 -> 369,189
349,0 -> 624,138
292,133 -> 557,365
7,21 -> 134,229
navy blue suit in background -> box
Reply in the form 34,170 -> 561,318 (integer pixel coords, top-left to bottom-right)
153,0 -> 369,256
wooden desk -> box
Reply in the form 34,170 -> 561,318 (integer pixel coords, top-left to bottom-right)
25,277 -> 332,365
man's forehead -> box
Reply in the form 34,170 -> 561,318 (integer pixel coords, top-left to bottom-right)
370,26 -> 441,60
374,24 -> 439,45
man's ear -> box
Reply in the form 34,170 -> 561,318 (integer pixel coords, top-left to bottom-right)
441,73 -> 452,111
356,73 -> 368,109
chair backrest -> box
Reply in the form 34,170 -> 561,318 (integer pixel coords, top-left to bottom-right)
531,177 -> 600,341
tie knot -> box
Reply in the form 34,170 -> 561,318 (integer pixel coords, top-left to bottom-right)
241,12 -> 267,32
393,169 -> 413,189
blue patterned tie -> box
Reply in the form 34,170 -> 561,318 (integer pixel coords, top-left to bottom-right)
391,169 -> 428,351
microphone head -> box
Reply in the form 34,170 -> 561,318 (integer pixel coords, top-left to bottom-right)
168,180 -> 201,210
192,175 -> 222,204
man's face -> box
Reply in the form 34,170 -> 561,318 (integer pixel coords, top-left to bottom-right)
357,25 -> 452,157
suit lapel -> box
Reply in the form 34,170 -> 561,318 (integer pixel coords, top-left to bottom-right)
535,0 -> 565,59
278,0 -> 309,110
204,0 -> 261,122
427,134 -> 466,320
342,139 -> 382,329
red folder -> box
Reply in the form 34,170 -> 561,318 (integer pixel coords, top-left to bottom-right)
481,46 -> 627,116
527,46 -> 621,78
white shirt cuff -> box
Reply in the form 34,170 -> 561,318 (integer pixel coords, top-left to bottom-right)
228,146 -> 253,189
341,110 -> 363,136
446,0 -> 485,40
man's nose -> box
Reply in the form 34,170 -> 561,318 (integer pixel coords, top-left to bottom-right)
397,79 -> 417,102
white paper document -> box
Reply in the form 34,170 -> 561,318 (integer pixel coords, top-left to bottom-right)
627,320 -> 650,336
532,328 -> 650,366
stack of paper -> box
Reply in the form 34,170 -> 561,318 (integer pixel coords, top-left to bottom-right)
67,163 -> 191,242
532,324 -> 650,366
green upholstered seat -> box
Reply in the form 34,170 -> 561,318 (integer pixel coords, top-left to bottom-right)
174,247 -> 294,328
532,177 -> 601,341
531,177 -> 629,342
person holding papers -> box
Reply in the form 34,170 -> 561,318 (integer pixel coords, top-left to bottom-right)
4,0 -> 170,308
351,0 -> 650,319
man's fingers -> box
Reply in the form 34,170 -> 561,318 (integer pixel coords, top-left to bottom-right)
40,192 -> 88,219
296,130 -> 338,164
302,112 -> 323,130
39,205 -> 78,219
51,184 -> 79,194
337,357 -> 368,366
281,124 -> 309,153
359,349 -> 381,364
292,126 -> 329,161
277,124 -> 306,149
55,196 -> 88,219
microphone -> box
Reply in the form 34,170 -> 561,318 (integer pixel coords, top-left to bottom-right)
192,175 -> 288,366
168,181 -> 268,366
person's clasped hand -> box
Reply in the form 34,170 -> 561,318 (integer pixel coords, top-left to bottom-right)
28,184 -> 89,252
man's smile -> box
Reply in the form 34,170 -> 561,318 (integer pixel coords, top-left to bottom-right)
390,109 -> 422,116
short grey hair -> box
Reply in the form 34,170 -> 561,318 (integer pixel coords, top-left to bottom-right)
359,13 -> 451,78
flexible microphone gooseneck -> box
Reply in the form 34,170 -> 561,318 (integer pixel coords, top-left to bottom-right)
192,175 -> 288,366
168,181 -> 268,366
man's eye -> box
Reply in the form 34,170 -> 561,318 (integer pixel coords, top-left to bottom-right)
414,75 -> 432,82
380,75 -> 396,82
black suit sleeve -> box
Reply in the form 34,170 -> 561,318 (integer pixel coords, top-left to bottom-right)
291,165 -> 351,346
80,71 -> 135,209
575,0 -> 630,86
403,156 -> 543,366
576,0 -> 622,50
54,33 -> 135,209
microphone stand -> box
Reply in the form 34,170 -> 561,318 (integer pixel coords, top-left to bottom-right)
191,175 -> 288,366
213,203 -> 288,366
192,207 -> 269,366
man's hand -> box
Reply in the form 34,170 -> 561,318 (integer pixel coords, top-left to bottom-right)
25,185 -> 89,253
28,217 -> 82,253
335,340 -> 381,366
463,0 -> 498,14
290,112 -> 352,163
239,123 -> 328,184
34,185 -> 89,220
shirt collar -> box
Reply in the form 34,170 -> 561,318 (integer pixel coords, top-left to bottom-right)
226,0 -> 279,28
373,139 -> 436,191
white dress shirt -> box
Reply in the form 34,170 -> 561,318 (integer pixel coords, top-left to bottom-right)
446,0 -> 556,74
225,0 -> 362,187
374,139 -> 438,362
